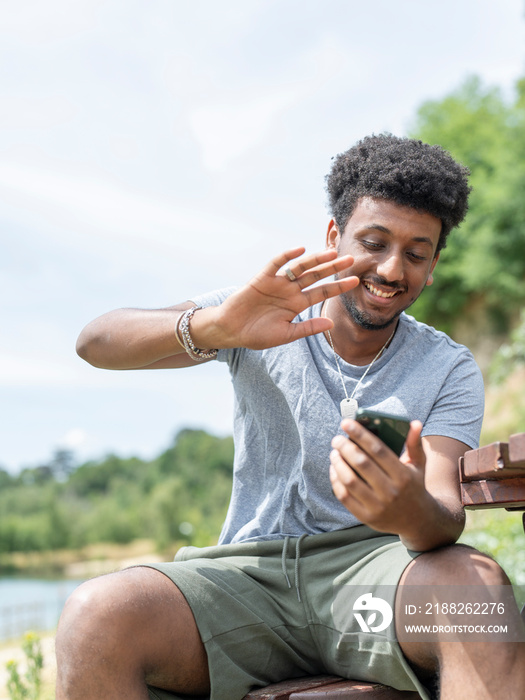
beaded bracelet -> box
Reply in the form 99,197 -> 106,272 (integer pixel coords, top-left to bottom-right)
177,306 -> 218,362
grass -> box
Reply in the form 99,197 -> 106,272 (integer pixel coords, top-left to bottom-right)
460,509 -> 525,586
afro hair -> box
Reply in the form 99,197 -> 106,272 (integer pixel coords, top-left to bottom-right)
325,134 -> 471,252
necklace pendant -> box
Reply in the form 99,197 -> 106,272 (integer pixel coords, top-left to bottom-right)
340,398 -> 358,420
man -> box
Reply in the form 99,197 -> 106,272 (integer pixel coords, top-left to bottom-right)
56,135 -> 525,700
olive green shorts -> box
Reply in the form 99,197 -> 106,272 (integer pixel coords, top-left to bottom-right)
144,526 -> 428,700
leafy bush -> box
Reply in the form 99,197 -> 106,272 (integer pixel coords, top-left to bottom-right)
6,632 -> 43,700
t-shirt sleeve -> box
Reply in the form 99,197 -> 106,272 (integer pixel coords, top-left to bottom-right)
189,286 -> 237,308
421,350 -> 485,450
188,287 -> 238,364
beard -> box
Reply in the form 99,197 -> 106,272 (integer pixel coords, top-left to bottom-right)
335,270 -> 407,330
340,292 -> 402,330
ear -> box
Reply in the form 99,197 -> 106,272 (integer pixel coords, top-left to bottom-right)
326,219 -> 339,250
426,253 -> 440,286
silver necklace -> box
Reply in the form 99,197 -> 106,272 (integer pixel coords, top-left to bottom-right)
326,325 -> 396,419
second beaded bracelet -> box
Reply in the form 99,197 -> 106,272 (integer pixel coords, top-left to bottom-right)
177,306 -> 218,362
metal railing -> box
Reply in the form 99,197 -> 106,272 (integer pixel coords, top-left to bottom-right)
0,599 -> 66,642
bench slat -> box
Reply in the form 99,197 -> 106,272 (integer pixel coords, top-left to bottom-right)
461,477 -> 525,509
461,436 -> 525,481
509,432 -> 525,463
291,679 -> 420,698
243,675 -> 342,699
243,677 -> 420,700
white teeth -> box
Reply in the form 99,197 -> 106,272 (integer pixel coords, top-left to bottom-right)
364,282 -> 397,298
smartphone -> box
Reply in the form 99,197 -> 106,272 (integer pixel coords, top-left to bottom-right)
355,409 -> 410,456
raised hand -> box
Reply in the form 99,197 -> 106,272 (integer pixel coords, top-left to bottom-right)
192,246 -> 359,351
76,246 -> 359,371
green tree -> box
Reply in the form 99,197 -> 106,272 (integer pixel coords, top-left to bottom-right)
0,428 -> 234,561
0,467 -> 14,488
490,308 -> 525,382
410,76 -> 525,334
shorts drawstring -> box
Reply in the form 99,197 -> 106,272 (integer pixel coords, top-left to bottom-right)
281,536 -> 292,590
294,534 -> 307,602
281,534 -> 308,602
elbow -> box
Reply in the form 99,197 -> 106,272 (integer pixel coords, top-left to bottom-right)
76,332 -> 89,362
76,328 -> 107,368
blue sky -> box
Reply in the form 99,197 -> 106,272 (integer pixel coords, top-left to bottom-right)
2,0 -> 525,472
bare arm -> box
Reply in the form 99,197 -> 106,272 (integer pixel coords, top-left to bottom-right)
77,247 -> 359,370
76,302 -> 198,369
329,420 -> 467,552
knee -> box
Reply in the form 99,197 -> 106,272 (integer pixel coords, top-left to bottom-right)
56,574 -> 117,660
403,543 -> 510,587
56,569 -> 150,665
55,575 -> 114,694
56,568 -> 164,695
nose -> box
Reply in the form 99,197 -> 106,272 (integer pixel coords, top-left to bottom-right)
376,252 -> 404,282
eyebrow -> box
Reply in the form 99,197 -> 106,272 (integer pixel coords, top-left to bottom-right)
362,224 -> 434,247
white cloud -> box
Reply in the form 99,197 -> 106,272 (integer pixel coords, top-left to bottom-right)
0,156 -> 262,254
0,352 -> 81,387
0,95 -> 78,129
188,90 -> 297,171
0,0 -> 105,45
186,31 -> 371,172
59,428 -> 88,449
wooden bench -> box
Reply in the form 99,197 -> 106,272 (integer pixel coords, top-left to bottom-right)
243,433 -> 525,700
459,432 -> 525,514
243,676 -> 419,698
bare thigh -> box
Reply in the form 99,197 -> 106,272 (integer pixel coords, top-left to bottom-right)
56,566 -> 210,698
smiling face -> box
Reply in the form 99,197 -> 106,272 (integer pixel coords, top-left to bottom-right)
327,197 -> 441,330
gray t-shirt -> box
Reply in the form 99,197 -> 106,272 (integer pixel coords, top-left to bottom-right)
192,289 -> 485,545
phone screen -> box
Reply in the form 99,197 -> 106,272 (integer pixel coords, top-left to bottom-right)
355,409 -> 410,456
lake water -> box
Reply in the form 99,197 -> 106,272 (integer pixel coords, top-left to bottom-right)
0,578 -> 84,642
